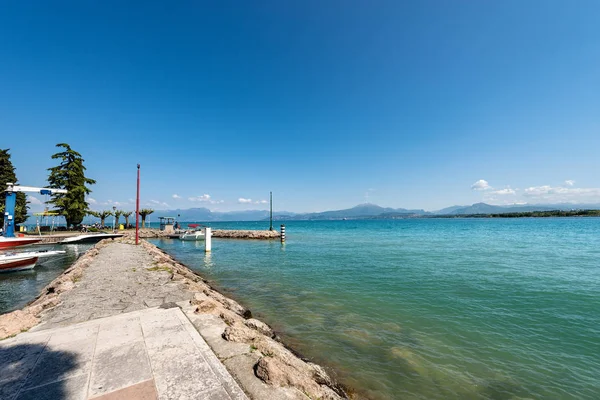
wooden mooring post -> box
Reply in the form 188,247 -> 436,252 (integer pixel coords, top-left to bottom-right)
280,224 -> 286,243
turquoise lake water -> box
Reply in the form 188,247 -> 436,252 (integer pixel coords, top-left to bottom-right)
150,219 -> 600,400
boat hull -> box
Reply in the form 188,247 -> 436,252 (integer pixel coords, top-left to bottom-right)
0,237 -> 42,249
60,234 -> 124,244
179,234 -> 205,241
0,257 -> 38,272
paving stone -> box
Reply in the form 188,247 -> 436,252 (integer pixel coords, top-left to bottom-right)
22,336 -> 95,389
46,325 -> 99,346
148,345 -> 223,399
95,318 -> 142,352
89,379 -> 158,400
194,387 -> 235,400
0,377 -> 23,400
88,341 -> 152,397
0,342 -> 47,385
16,373 -> 89,400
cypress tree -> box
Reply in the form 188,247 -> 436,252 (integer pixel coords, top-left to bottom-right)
0,149 -> 29,224
47,143 -> 96,228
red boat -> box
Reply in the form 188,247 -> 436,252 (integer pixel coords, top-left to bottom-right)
0,250 -> 65,272
0,255 -> 38,272
0,236 -> 42,249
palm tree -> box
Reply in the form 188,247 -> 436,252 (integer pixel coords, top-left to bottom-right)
138,209 -> 154,228
87,210 -> 99,227
97,210 -> 113,228
122,211 -> 133,228
114,210 -> 124,228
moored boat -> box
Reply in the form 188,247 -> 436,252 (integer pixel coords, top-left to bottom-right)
60,233 -> 124,244
0,250 -> 66,273
179,229 -> 205,241
0,236 -> 42,249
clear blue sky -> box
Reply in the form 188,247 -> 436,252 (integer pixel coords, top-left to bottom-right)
1,1 -> 599,213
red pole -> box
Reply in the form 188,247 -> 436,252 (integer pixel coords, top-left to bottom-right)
136,164 -> 140,245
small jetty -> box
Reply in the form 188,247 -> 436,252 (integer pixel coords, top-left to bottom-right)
137,228 -> 281,240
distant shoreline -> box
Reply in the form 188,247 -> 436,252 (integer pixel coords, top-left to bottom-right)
274,209 -> 600,221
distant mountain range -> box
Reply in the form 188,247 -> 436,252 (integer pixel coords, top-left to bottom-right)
132,202 -> 600,222
273,204 -> 426,221
150,207 -> 294,222
26,202 -> 600,225
434,202 -> 600,215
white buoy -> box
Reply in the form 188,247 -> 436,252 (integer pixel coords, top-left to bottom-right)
205,227 -> 212,252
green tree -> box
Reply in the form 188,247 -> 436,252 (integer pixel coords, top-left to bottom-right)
0,149 -> 29,224
47,144 -> 96,228
122,211 -> 133,228
138,209 -> 154,228
114,209 -> 123,228
96,210 -> 113,228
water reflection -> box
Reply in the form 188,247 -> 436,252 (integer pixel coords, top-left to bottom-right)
204,252 -> 214,268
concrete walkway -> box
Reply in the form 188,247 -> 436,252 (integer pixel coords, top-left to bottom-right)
0,307 -> 248,400
33,243 -> 193,330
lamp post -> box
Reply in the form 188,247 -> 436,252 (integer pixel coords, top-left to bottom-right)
112,206 -> 116,232
136,164 -> 140,245
269,191 -> 273,231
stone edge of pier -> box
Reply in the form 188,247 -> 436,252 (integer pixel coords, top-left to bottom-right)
0,237 -> 348,400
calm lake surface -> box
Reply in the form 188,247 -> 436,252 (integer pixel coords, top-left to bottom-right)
0,243 -> 93,314
151,219 -> 600,400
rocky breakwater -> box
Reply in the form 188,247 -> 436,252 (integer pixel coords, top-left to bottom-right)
213,229 -> 280,239
135,228 -> 171,238
132,228 -> 281,240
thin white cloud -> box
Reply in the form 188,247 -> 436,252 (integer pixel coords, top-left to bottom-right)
490,188 -> 516,195
87,197 -> 97,205
148,199 -> 170,208
99,199 -> 134,207
565,180 -> 575,187
188,194 -> 222,204
188,194 -> 211,202
172,194 -> 181,199
523,185 -> 600,202
254,200 -> 268,204
471,179 -> 491,191
238,198 -> 253,204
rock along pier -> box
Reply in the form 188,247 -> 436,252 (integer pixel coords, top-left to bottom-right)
0,236 -> 346,400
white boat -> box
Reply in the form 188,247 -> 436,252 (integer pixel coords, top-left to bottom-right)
179,229 -> 205,241
0,250 -> 66,273
0,236 -> 42,249
60,233 -> 124,244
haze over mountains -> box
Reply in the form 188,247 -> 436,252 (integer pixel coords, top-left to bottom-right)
148,202 -> 600,222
